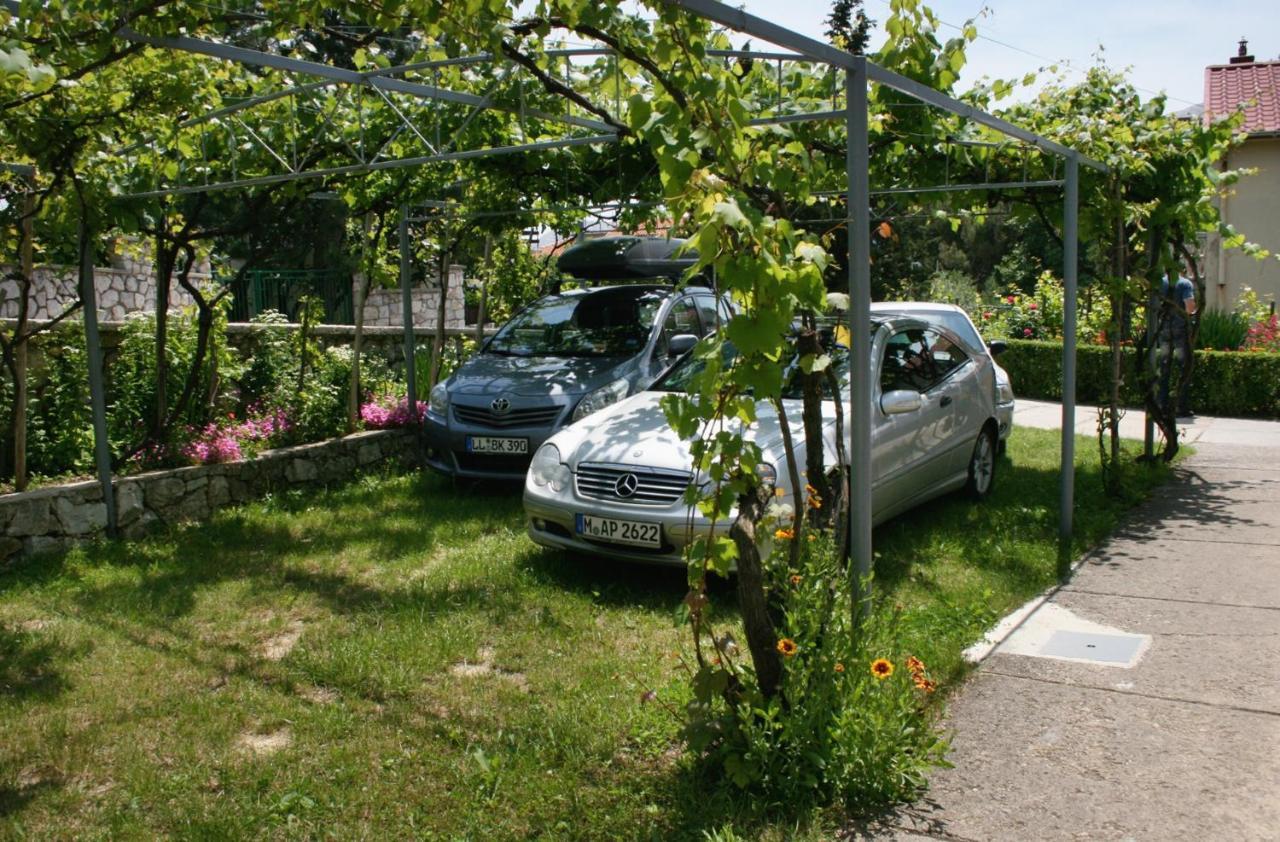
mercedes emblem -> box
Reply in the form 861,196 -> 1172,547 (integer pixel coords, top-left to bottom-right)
490,397 -> 511,415
614,473 -> 640,498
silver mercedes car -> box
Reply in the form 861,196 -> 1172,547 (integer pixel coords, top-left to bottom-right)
870,301 -> 1014,451
523,315 -> 1001,565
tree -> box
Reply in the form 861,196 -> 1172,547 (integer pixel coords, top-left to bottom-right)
826,0 -> 873,54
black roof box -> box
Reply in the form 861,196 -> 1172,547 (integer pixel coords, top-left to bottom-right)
557,236 -> 698,281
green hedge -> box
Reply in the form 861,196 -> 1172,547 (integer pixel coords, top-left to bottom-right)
999,340 -> 1280,419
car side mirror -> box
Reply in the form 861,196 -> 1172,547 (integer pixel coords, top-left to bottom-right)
881,389 -> 923,415
986,339 -> 1008,357
667,333 -> 698,357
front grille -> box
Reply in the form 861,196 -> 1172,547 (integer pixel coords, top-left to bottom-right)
454,452 -> 532,474
575,462 -> 692,506
453,403 -> 562,429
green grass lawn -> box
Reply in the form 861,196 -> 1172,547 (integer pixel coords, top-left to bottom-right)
0,428 -> 1172,840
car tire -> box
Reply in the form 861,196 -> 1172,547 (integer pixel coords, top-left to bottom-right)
965,425 -> 997,500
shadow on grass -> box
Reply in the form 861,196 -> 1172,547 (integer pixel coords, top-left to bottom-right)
0,779 -> 61,820
0,626 -> 81,704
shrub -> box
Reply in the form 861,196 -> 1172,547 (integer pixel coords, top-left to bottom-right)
359,394 -> 426,429
1195,308 -> 1248,351
1244,314 -> 1280,353
999,339 -> 1280,418
181,406 -> 292,465
679,532 -> 948,810
18,330 -> 94,477
925,269 -> 981,313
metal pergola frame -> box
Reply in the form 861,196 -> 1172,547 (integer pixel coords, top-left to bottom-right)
10,0 -> 1104,605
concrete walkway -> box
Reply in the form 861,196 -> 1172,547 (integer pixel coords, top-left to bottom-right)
853,405 -> 1280,841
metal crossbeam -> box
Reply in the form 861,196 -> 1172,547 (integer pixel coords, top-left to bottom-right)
661,0 -> 1107,171
866,64 -> 1106,172
116,134 -> 618,198
117,27 -> 618,135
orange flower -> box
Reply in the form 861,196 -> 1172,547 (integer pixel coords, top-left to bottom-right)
789,574 -> 802,586
913,675 -> 937,693
774,527 -> 795,540
870,658 -> 893,680
834,662 -> 845,673
776,638 -> 798,658
905,656 -> 925,675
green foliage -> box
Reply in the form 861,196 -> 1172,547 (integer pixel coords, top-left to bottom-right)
1000,339 -> 1280,418
6,331 -> 93,478
684,533 -> 948,809
925,269 -> 981,312
1195,308 -> 1248,352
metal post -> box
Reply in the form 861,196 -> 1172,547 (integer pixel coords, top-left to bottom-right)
399,206 -> 418,417
1059,153 -> 1080,546
847,58 -> 874,615
79,218 -> 117,535
14,174 -> 33,491
476,234 -> 491,345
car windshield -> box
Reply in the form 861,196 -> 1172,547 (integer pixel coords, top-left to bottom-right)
485,287 -> 666,357
653,337 -> 859,398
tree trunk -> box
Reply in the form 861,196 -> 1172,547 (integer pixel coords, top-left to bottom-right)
152,231 -> 175,442
771,395 -> 804,569
797,320 -> 829,526
729,481 -> 783,700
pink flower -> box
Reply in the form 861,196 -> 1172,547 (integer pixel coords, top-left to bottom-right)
982,311 -> 993,320
1006,295 -> 1016,304
1028,301 -> 1038,310
1023,328 -> 1033,337
360,395 -> 426,429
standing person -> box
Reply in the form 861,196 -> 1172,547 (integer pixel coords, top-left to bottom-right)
1145,266 -> 1197,457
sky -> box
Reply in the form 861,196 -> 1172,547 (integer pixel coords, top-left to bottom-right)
734,0 -> 1278,109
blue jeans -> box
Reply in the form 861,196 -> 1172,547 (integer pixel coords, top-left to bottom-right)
1153,337 -> 1190,415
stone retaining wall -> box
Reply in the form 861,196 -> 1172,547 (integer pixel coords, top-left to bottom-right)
360,264 -> 466,329
0,429 -> 418,563
0,261 -> 208,322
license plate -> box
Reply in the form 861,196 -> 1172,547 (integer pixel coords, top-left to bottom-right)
466,436 -> 528,455
575,514 -> 662,548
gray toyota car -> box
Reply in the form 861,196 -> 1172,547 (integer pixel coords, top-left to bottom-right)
424,237 -> 726,480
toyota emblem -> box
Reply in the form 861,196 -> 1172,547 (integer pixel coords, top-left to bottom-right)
614,473 -> 640,498
490,397 -> 511,415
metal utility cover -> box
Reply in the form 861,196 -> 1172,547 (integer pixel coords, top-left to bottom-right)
1041,630 -> 1146,666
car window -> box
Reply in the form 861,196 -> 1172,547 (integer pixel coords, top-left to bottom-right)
880,328 -> 969,393
655,297 -> 701,356
486,287 -> 666,357
654,333 -> 868,395
693,294 -> 721,334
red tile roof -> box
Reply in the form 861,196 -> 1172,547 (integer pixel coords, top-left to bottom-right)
1204,61 -> 1280,134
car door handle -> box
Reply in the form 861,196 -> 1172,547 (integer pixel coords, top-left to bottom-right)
939,396 -> 953,408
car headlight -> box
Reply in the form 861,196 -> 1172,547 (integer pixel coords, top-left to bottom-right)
528,443 -> 570,493
429,382 -> 449,416
572,378 -> 629,423
997,377 -> 1014,404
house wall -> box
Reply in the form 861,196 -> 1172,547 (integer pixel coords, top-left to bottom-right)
1206,136 -> 1280,312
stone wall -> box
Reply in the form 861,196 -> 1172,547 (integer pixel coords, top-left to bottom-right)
0,429 -> 418,564
360,264 -> 466,329
0,259 -> 209,322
